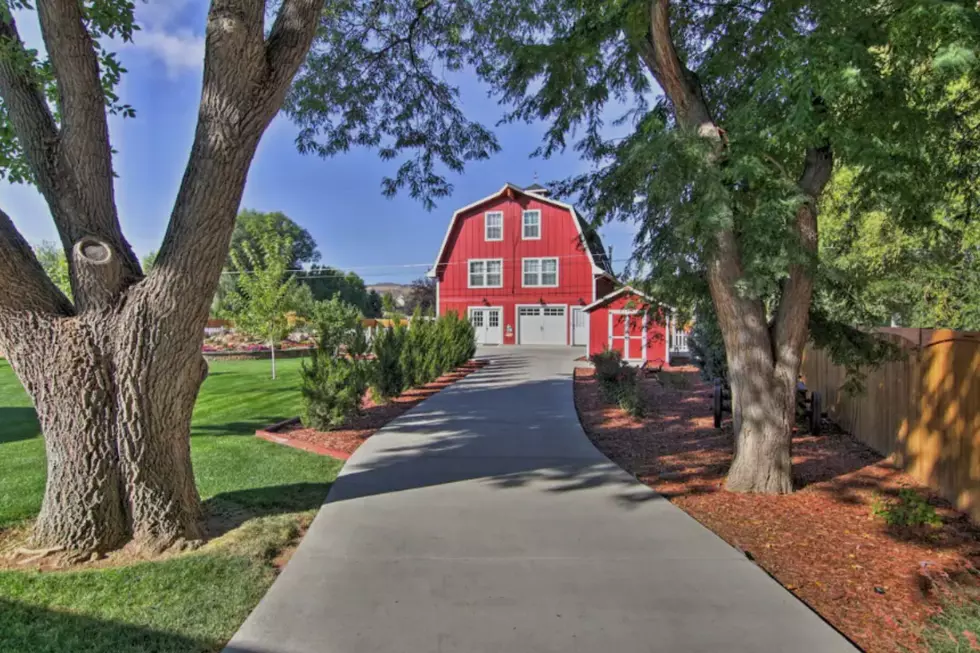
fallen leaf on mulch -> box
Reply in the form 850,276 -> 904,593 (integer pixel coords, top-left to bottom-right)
573,368 -> 980,653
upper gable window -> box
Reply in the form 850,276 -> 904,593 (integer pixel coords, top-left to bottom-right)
485,211 -> 503,241
522,210 -> 541,240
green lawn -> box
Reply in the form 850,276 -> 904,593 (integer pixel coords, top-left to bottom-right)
0,357 -> 341,653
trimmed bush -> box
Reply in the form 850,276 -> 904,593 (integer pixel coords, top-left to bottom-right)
613,367 -> 644,418
401,307 -> 432,387
300,298 -> 372,430
590,348 -> 626,386
370,322 -> 407,402
445,310 -> 476,368
397,309 -> 478,391
589,348 -> 644,418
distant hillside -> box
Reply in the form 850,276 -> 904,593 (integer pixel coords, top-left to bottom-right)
367,283 -> 411,308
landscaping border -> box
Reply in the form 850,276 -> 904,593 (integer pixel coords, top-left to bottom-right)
255,359 -> 488,460
256,418 -> 352,460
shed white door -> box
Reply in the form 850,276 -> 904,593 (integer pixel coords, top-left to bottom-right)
469,307 -> 502,345
518,306 -> 567,345
571,307 -> 588,346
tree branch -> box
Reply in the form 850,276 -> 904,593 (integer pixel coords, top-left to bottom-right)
1,6 -> 141,298
150,0 -> 323,328
35,0 -> 117,229
0,15 -> 61,198
640,0 -> 717,134
264,0 -> 325,104
773,143 -> 833,376
0,207 -> 74,317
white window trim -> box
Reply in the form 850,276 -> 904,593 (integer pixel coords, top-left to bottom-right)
467,258 -> 504,289
522,209 -> 542,240
484,211 -> 503,242
521,257 -> 559,288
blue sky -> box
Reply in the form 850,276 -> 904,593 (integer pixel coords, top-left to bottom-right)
2,0 -> 639,284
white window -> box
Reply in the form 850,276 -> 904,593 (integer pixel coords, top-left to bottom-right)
522,210 -> 541,239
468,259 -> 503,288
522,257 -> 558,287
485,211 -> 503,241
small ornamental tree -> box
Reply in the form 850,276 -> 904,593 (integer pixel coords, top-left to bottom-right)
225,217 -> 297,379
301,298 -> 371,429
370,322 -> 407,401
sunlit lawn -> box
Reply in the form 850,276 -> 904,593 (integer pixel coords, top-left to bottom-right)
0,357 -> 340,652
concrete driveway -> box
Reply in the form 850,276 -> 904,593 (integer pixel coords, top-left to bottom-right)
225,346 -> 856,653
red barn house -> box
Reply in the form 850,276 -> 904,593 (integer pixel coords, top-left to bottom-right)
429,182 -> 690,363
429,183 -> 616,347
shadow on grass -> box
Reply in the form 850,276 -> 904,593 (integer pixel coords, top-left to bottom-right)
203,482 -> 332,538
0,598 -> 215,653
0,407 -> 39,444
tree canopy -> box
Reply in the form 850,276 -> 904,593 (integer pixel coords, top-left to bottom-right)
230,209 -> 320,271
465,0 -> 978,492
471,0 -> 978,316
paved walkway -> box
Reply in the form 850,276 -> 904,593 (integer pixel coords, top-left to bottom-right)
225,347 -> 856,653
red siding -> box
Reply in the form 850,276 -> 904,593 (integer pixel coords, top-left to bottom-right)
587,293 -> 668,364
436,191 -> 599,345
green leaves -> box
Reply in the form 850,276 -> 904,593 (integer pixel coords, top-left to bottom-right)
286,0 -> 499,208
33,241 -> 71,300
0,0 -> 137,183
225,215 -> 299,347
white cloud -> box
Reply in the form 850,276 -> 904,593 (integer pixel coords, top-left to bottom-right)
121,0 -> 206,78
128,28 -> 205,78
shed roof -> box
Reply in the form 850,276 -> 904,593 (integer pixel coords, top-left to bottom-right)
582,285 -> 654,312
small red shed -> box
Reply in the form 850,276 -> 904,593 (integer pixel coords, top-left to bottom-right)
583,286 -> 669,365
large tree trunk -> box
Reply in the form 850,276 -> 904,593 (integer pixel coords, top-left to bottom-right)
3,244 -> 208,554
639,0 -> 832,493
0,0 -> 326,554
722,353 -> 797,493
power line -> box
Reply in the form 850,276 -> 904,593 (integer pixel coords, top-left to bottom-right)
221,256 -> 634,278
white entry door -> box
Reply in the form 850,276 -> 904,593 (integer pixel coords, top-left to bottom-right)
469,307 -> 502,345
571,307 -> 588,346
518,306 -> 567,345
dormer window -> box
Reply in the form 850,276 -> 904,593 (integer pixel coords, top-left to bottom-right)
522,210 -> 541,240
485,211 -> 503,241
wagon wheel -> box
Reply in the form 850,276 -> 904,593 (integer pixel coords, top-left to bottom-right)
809,391 -> 822,435
713,382 -> 723,429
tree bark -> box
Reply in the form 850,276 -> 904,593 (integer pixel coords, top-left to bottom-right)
639,0 -> 832,492
0,0 -> 325,554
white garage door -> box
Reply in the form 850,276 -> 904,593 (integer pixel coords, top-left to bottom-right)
518,306 -> 567,345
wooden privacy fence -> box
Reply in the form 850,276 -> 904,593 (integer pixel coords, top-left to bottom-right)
802,329 -> 980,520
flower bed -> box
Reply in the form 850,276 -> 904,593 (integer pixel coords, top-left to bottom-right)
202,332 -> 317,360
203,347 -> 315,361
257,360 -> 487,459
574,367 -> 980,653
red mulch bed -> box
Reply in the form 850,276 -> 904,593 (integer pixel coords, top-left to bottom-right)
574,368 -> 980,653
258,361 -> 487,458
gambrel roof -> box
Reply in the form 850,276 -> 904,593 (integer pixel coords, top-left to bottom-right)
427,183 -> 615,278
